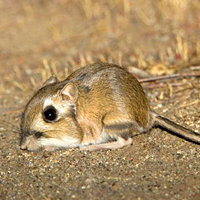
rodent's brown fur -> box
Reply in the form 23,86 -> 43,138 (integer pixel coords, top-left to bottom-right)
20,63 -> 200,151
67,63 -> 150,144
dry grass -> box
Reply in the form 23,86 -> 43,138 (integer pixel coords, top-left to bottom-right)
0,0 -> 200,95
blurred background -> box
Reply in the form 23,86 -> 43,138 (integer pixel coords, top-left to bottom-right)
0,1 -> 200,63
1,0 -> 200,85
1,0 -> 200,110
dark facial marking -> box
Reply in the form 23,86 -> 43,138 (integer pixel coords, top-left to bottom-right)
34,131 -> 44,138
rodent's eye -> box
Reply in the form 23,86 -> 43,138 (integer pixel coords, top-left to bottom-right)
43,106 -> 57,122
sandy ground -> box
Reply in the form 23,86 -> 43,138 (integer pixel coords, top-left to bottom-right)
0,1 -> 200,199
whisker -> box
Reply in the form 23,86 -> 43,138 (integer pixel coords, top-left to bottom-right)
0,125 -> 20,132
44,130 -> 65,141
0,129 -> 20,134
0,119 -> 20,131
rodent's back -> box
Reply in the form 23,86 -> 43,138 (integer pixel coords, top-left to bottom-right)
67,63 -> 150,129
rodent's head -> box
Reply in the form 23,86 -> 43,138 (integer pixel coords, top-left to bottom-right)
20,76 -> 82,151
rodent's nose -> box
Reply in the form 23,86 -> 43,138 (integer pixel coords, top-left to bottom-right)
20,136 -> 28,150
20,143 -> 27,150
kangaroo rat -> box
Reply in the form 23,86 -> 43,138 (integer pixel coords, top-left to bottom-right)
20,63 -> 200,151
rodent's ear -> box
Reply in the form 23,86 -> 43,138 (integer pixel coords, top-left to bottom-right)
43,76 -> 58,87
60,82 -> 78,102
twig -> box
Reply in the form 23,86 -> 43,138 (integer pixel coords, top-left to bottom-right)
190,65 -> 200,70
142,82 -> 188,89
139,71 -> 200,83
26,192 -> 36,200
179,100 -> 200,108
127,66 -> 149,78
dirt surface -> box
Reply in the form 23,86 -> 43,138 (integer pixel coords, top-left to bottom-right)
0,1 -> 200,199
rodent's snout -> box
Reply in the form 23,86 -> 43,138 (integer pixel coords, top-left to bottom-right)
20,136 -> 27,150
19,135 -> 42,152
20,143 -> 27,150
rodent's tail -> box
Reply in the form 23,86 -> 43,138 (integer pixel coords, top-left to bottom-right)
152,112 -> 200,144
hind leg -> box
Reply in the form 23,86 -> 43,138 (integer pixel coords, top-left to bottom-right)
80,137 -> 133,151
